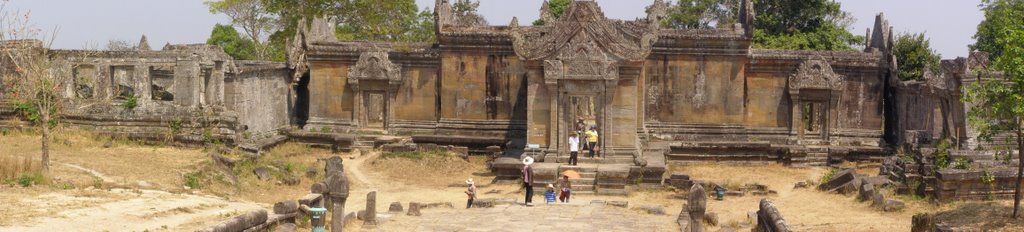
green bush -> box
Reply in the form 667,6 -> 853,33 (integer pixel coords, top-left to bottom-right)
184,172 -> 203,189
121,95 -> 138,110
17,173 -> 43,187
935,139 -> 952,169
819,168 -> 839,184
950,156 -> 966,169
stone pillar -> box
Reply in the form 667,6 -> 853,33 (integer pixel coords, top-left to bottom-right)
688,184 -> 706,232
363,191 -> 377,226
326,170 -> 349,232
324,156 -> 343,208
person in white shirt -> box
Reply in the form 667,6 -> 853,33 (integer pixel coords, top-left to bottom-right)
568,134 -> 580,166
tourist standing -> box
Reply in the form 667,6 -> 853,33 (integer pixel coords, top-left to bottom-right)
558,175 -> 572,203
568,134 -> 580,165
585,126 -> 599,158
465,178 -> 477,209
522,156 -> 535,206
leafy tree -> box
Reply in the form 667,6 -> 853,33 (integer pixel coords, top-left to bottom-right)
970,0 -> 1014,62
962,0 -> 1024,218
662,0 -> 738,29
335,0 -> 433,42
206,0 -> 279,60
452,0 -> 487,26
532,0 -> 571,26
893,33 -> 941,81
752,0 -> 862,51
206,24 -> 257,60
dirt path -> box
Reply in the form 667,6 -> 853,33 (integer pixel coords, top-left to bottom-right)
0,161 -> 263,231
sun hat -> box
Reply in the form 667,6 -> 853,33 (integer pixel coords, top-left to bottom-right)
522,156 -> 535,166
466,178 -> 474,185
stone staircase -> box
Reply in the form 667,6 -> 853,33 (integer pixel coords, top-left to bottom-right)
791,145 -> 829,167
558,165 -> 598,195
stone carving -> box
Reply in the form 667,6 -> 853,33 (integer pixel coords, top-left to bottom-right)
287,16 -> 337,81
539,0 -> 556,24
692,67 -> 707,108
788,57 -> 843,92
509,1 -> 662,62
348,52 -> 402,89
688,184 -> 706,232
364,191 -> 378,226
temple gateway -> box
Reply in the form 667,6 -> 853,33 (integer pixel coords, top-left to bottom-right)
292,0 -> 900,166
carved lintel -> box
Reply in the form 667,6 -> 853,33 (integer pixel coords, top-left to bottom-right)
788,57 -> 843,94
510,1 -> 659,62
348,52 -> 403,93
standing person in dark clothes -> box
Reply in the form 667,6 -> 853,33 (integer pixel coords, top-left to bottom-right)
522,156 -> 535,206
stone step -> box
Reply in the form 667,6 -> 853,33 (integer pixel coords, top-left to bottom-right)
570,178 -> 595,185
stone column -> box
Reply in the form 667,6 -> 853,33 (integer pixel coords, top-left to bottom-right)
326,170 -> 349,232
363,191 -> 377,226
688,184 -> 706,232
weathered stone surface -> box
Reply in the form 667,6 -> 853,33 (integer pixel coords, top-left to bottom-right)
872,192 -> 886,208
254,166 -> 272,181
793,181 -> 808,189
688,184 -> 707,232
636,205 -> 665,215
364,191 -> 378,226
607,201 -> 629,208
858,183 -> 875,202
703,212 -> 718,226
198,209 -> 268,232
819,169 -> 857,192
273,200 -> 298,214
305,167 -> 318,179
756,199 -> 790,232
281,175 -> 300,186
274,222 -> 296,232
389,202 -> 403,213
911,213 -> 934,232
883,199 -> 905,212
407,202 -> 422,216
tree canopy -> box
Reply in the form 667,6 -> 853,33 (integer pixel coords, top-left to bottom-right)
207,24 -> 257,60
751,0 -> 862,51
532,0 -> 571,26
661,0 -> 737,29
962,0 -> 1024,218
893,32 -> 941,81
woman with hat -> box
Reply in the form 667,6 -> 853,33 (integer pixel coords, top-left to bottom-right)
465,178 -> 477,209
522,156 -> 535,206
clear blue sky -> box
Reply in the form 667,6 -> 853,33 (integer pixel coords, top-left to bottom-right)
7,0 -> 983,59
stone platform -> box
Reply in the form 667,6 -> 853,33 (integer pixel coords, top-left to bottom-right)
382,203 -> 676,231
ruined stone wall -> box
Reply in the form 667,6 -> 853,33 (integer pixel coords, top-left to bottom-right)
643,55 -> 746,125
224,63 -> 291,140
437,52 -> 527,138
935,168 -> 1024,203
307,61 -> 354,131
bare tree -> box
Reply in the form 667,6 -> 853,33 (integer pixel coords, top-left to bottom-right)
0,3 -> 61,171
206,0 -> 278,60
106,39 -> 135,51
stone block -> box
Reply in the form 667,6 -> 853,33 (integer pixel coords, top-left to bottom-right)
703,212 -> 718,226
607,201 -> 628,208
883,199 -> 905,212
635,205 -> 665,215
407,202 -> 421,216
273,200 -> 298,214
531,163 -> 560,186
254,166 -> 272,181
669,172 -> 691,180
858,183 -> 874,202
818,168 -> 856,192
388,202 -> 403,213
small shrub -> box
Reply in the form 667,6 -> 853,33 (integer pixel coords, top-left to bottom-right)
168,119 -> 183,133
17,173 -> 43,187
0,128 -> 9,136
202,128 -> 221,144
121,94 -> 138,110
184,172 -> 203,189
320,127 -> 331,133
953,158 -> 973,170
935,139 -> 952,169
819,168 -> 839,184
92,177 -> 104,189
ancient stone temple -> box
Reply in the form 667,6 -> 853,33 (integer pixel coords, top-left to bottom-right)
292,0 -> 895,165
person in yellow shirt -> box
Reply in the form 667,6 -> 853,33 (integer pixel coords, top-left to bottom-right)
585,126 -> 599,158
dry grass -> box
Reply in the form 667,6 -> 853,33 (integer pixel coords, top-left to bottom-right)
0,154 -> 41,183
370,151 -> 491,188
933,201 -> 1024,231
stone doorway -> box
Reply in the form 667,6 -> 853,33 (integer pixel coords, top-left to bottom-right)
362,91 -> 387,129
800,100 -> 828,140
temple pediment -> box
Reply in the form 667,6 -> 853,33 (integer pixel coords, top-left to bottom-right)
509,0 -> 667,62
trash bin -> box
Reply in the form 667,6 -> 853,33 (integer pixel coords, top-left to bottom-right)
309,207 -> 327,232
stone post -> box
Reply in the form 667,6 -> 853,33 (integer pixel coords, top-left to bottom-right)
326,169 -> 349,232
363,191 -> 378,226
324,156 -> 343,209
688,184 -> 706,232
